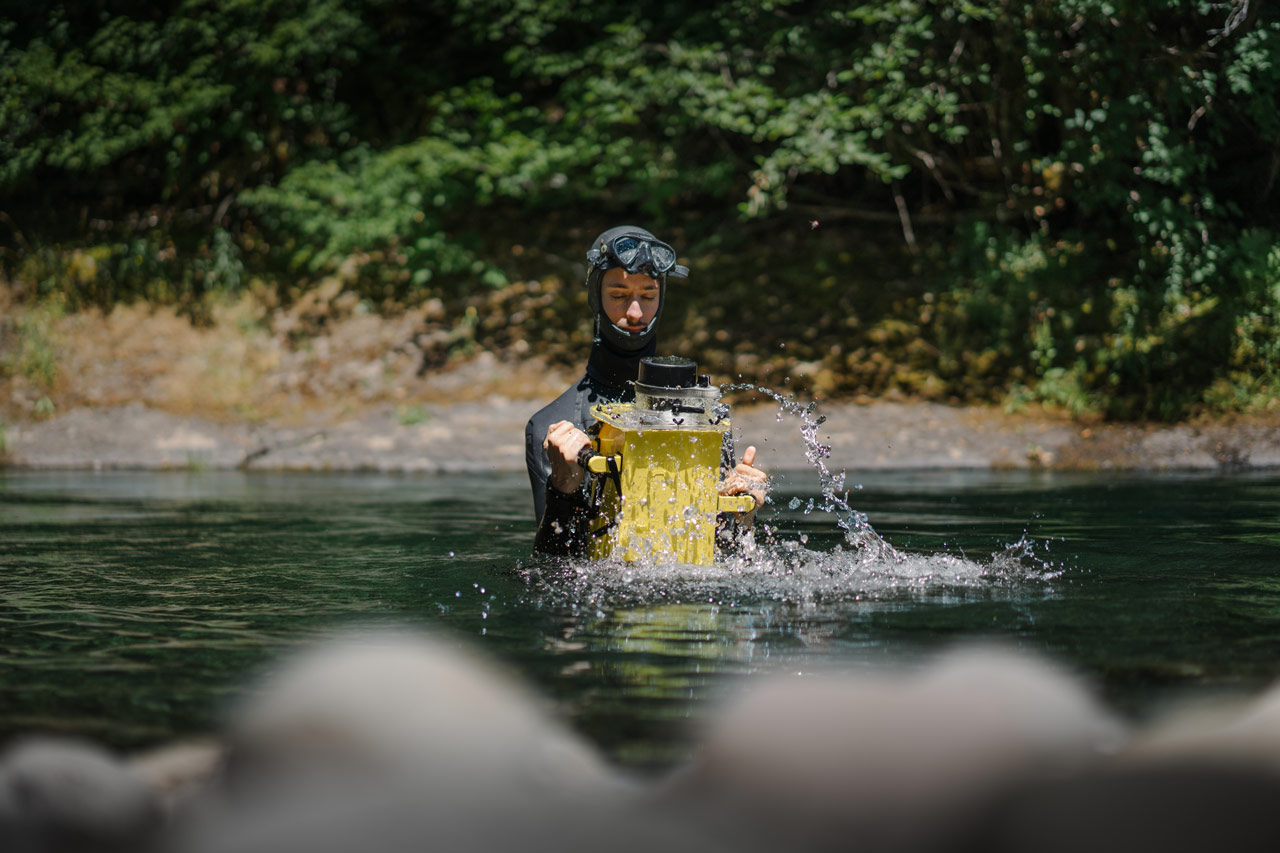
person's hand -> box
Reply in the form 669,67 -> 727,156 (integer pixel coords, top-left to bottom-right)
544,421 -> 592,494
720,445 -> 768,521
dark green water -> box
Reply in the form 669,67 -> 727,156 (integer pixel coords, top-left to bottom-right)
3,468 -> 1280,768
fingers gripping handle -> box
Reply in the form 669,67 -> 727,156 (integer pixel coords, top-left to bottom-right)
577,443 -> 622,476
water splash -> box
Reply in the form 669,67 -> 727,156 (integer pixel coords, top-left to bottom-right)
521,386 -> 1066,609
521,539 -> 1061,612
728,382 -> 900,564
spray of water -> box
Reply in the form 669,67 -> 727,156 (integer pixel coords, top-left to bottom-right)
729,383 -> 900,564
521,386 -> 1065,608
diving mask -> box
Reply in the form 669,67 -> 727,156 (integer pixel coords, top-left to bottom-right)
587,233 -> 690,279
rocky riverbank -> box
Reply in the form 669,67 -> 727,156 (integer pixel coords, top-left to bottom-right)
3,289 -> 1279,474
4,395 -> 1280,474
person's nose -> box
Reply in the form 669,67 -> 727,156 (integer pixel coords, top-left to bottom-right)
626,300 -> 644,323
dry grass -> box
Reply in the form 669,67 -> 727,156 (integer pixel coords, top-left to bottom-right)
0,284 -> 571,425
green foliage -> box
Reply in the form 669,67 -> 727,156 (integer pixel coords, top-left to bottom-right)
1203,228 -> 1280,411
240,79 -> 585,295
0,299 -> 63,390
395,403 -> 429,426
891,1 -> 1280,417
2,1 -> 1279,417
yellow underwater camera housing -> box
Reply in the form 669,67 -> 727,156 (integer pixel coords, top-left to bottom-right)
579,357 -> 755,565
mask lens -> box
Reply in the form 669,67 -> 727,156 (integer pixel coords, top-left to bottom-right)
612,237 -> 641,265
649,244 -> 675,271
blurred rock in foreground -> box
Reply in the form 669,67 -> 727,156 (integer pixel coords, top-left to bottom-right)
8,630 -> 1280,852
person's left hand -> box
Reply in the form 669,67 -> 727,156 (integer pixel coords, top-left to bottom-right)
720,445 -> 768,522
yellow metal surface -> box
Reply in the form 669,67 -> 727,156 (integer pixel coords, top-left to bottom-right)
717,495 -> 756,513
585,402 -> 735,565
586,456 -> 619,474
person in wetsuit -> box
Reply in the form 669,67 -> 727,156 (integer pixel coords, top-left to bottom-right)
525,225 -> 767,555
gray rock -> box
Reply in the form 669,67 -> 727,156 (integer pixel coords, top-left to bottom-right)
5,400 -> 1280,472
129,739 -> 224,817
946,761 -> 1280,853
219,628 -> 613,793
664,645 -> 1127,852
0,737 -> 160,853
163,628 -> 744,853
1121,677 -> 1280,768
2,403 -> 251,470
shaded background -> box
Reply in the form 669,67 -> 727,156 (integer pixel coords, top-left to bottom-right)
2,0 -> 1278,420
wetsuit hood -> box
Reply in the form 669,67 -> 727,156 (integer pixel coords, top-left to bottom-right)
586,331 -> 657,395
586,225 -> 684,357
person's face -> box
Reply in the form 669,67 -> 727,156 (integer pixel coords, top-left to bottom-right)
601,267 -> 660,333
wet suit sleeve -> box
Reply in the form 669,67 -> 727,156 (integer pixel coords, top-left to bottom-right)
525,380 -> 586,523
526,376 -> 600,556
532,483 -> 593,556
525,417 -> 554,524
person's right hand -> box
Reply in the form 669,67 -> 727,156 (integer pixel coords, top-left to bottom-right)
719,444 -> 767,525
544,421 -> 592,494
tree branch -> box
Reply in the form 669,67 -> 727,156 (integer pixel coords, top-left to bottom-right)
892,181 -> 919,252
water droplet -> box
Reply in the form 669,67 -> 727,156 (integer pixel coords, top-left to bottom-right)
788,497 -> 802,510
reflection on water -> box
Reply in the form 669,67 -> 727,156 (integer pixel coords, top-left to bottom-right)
3,468 -> 1280,768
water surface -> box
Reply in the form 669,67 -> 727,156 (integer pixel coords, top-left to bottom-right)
3,468 -> 1279,768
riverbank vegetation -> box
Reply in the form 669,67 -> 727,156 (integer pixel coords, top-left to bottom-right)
2,1 -> 1278,420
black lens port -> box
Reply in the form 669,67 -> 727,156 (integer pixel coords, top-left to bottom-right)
638,356 -> 698,389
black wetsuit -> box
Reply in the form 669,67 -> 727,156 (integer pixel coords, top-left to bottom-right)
525,340 -> 648,556
528,225 -> 736,556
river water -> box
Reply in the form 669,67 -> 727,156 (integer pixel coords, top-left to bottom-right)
3,467 -> 1280,769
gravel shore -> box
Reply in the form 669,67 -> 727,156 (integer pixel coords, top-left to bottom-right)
4,398 -> 1279,473
4,291 -> 1277,475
